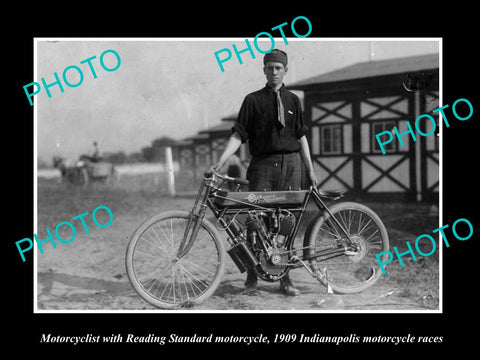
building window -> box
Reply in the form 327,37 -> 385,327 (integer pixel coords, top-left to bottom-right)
372,121 -> 396,153
321,124 -> 342,155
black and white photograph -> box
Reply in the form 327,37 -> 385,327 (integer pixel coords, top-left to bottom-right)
33,38 -> 441,312
6,8 -> 479,354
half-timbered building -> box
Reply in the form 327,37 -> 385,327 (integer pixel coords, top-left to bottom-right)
288,53 -> 439,202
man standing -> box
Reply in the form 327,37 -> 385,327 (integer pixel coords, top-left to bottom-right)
212,49 -> 318,296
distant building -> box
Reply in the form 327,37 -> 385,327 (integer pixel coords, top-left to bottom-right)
176,114 -> 250,182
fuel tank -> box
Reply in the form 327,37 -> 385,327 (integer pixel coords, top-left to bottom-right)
212,189 -> 308,209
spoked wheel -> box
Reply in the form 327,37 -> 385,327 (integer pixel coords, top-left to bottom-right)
305,202 -> 389,294
126,210 -> 225,309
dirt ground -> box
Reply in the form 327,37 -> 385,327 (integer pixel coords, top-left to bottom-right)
35,176 -> 440,312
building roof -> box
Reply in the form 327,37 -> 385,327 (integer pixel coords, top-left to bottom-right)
288,53 -> 439,90
177,120 -> 235,147
182,133 -> 209,142
199,120 -> 235,134
221,113 -> 238,122
174,139 -> 193,146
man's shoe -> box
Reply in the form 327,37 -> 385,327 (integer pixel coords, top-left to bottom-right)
279,276 -> 300,296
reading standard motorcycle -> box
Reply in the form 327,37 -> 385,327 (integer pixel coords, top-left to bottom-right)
126,170 -> 389,309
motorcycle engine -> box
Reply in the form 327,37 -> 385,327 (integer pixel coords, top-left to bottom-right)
274,211 -> 296,248
246,211 -> 296,280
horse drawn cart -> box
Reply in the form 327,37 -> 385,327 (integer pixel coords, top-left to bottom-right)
53,156 -> 116,186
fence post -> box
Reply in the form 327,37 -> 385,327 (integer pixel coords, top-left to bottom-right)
165,146 -> 176,197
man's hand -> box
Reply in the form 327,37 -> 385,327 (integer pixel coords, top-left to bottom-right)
206,164 -> 220,175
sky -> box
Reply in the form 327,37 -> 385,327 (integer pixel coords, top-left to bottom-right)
35,38 -> 440,165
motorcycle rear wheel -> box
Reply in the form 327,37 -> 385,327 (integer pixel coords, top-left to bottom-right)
305,202 -> 389,294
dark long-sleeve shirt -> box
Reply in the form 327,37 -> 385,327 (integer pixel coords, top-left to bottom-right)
232,84 -> 307,156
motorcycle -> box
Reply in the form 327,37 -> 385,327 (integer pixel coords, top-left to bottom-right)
125,169 -> 390,309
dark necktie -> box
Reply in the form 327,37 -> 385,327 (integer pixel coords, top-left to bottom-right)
275,90 -> 285,127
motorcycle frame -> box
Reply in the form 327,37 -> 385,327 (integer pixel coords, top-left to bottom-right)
177,176 -> 355,265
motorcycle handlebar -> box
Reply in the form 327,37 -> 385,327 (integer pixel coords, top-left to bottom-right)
204,169 -> 249,186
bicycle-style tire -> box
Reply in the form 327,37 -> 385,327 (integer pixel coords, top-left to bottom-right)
305,202 -> 389,294
126,210 -> 225,309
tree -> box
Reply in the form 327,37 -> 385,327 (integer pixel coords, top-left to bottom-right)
103,151 -> 126,164
152,136 -> 176,148
141,136 -> 179,163
141,146 -> 155,162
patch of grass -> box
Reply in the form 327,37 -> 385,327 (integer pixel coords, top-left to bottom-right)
380,255 -> 440,309
36,177 -> 192,229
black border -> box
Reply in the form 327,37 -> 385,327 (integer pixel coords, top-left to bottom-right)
6,5 -> 479,355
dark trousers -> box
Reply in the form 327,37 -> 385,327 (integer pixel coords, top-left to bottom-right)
245,152 -> 301,287
246,152 -> 302,191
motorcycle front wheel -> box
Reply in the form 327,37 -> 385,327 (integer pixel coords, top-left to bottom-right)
126,210 -> 225,309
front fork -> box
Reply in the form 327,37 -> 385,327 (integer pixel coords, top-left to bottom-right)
176,182 -> 211,259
